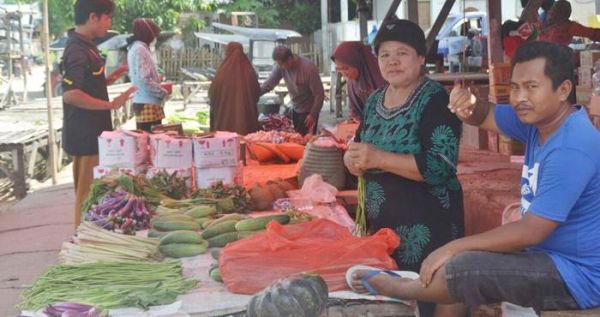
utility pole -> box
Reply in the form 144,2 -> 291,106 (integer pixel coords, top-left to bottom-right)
357,0 -> 371,41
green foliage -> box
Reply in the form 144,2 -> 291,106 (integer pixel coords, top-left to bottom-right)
46,0 -> 76,38
221,0 -> 279,28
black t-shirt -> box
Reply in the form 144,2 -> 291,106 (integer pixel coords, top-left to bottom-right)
61,30 -> 111,156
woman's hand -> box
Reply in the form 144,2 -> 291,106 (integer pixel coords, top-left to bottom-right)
448,81 -> 478,120
419,243 -> 457,287
346,142 -> 380,172
344,150 -> 364,176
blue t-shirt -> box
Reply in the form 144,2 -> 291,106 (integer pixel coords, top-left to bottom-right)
495,105 -> 600,309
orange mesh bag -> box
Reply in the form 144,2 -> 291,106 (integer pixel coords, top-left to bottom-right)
220,218 -> 400,294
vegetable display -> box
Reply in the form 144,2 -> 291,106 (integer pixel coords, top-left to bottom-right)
192,182 -> 251,214
149,170 -> 190,200
85,187 -> 152,234
59,222 -> 161,264
20,261 -> 197,310
259,114 -> 294,132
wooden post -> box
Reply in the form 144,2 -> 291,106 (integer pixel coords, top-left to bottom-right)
321,0 -> 329,72
13,146 -> 27,199
17,6 -> 27,102
407,0 -> 419,24
487,0 -> 503,64
42,0 -> 58,184
425,0 -> 456,56
357,0 -> 370,40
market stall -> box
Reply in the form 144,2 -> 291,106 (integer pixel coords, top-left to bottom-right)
17,124 -> 416,316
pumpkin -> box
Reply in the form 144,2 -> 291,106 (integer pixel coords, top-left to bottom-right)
247,273 -> 328,317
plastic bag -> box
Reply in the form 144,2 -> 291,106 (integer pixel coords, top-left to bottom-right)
287,174 -> 338,203
220,219 -> 400,294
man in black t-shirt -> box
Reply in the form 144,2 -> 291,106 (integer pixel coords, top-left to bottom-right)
61,0 -> 135,227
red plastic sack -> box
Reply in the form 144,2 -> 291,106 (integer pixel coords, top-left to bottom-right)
220,218 -> 400,294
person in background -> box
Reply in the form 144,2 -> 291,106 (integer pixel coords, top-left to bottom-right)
209,42 -> 260,135
537,0 -> 600,45
331,41 -> 385,121
260,46 -> 324,135
127,18 -> 169,132
343,19 -> 465,317
350,41 -> 600,315
61,0 -> 134,227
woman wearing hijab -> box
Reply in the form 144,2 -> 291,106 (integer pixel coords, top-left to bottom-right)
537,0 -> 600,45
344,20 -> 465,317
209,42 -> 260,135
127,18 -> 168,132
331,41 -> 385,120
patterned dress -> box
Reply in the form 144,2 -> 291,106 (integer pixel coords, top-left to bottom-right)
356,77 -> 464,272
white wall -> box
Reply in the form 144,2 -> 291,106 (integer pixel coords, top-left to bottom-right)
570,0 -> 596,25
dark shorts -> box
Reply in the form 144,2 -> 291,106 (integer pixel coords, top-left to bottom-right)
291,110 -> 318,136
445,251 -> 579,312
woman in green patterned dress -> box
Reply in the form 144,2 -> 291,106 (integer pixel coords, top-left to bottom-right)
344,19 -> 465,317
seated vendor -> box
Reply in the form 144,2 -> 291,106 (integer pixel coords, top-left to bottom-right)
349,41 -> 600,314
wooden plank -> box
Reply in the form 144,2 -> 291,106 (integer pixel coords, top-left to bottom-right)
384,0 -> 403,22
14,145 -> 27,199
407,0 -> 419,24
425,0 -> 456,56
27,141 -> 40,177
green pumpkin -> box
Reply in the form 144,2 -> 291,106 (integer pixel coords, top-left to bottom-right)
247,273 -> 329,317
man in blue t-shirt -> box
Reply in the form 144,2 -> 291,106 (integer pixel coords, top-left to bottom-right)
347,41 -> 600,314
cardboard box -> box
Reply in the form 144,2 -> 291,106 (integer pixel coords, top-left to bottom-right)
499,135 -> 524,157
193,132 -> 240,168
487,131 -> 499,152
93,166 -> 146,179
98,130 -> 149,168
150,134 -> 193,168
489,85 -> 511,97
195,165 -> 243,189
580,50 -> 600,68
576,86 -> 593,107
146,167 -> 193,189
589,95 -> 600,116
578,67 -> 593,88
489,63 -> 511,86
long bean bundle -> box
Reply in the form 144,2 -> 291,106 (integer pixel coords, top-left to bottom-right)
59,222 -> 161,264
20,261 -> 197,311
353,176 -> 367,236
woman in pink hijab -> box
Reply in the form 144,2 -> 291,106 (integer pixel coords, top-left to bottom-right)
331,41 -> 385,120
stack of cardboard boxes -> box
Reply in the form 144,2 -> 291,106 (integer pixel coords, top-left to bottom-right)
95,130 -> 243,190
488,63 -> 511,104
577,50 -> 600,129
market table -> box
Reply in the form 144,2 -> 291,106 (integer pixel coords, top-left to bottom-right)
107,252 -> 415,317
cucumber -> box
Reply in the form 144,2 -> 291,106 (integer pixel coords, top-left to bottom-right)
207,232 -> 239,248
235,214 -> 290,232
185,205 -> 217,218
206,213 -> 246,229
202,219 -> 216,229
201,220 -> 238,240
209,265 -> 223,282
159,242 -> 208,258
155,205 -> 182,215
150,214 -> 195,225
237,230 -> 264,239
210,248 -> 221,261
195,217 -> 212,227
160,230 -> 204,246
148,229 -> 169,238
153,220 -> 200,232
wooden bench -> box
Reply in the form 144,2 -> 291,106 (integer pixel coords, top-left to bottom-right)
0,128 -> 62,199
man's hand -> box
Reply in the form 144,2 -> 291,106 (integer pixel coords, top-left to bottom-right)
419,243 -> 457,288
304,114 -> 316,132
110,86 -> 136,109
448,80 -> 478,120
345,142 -> 380,172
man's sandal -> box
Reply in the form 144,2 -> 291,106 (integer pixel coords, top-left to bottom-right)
345,265 -> 420,295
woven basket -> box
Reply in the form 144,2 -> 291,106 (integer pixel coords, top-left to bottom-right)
298,142 -> 346,189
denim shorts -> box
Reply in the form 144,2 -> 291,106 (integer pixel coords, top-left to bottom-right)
445,251 -> 579,312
